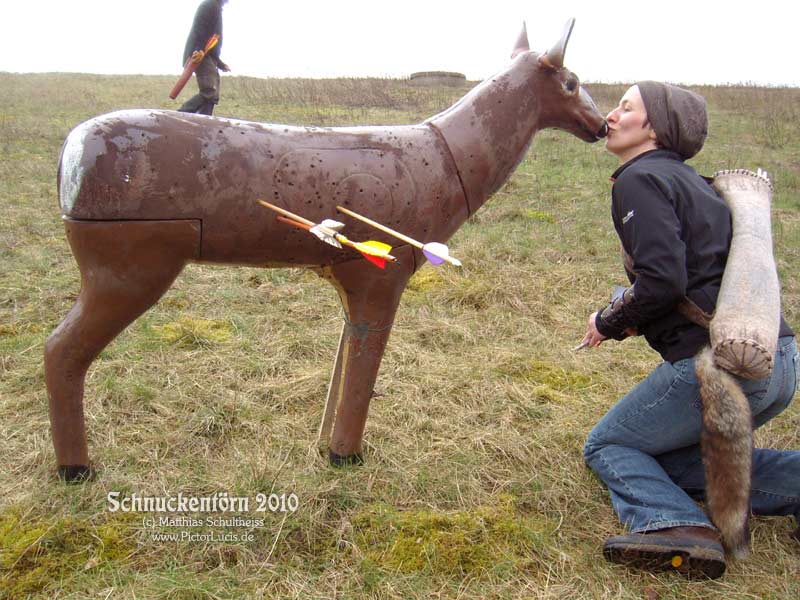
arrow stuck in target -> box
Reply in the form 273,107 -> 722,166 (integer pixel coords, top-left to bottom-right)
257,200 -> 396,268
335,205 -> 462,267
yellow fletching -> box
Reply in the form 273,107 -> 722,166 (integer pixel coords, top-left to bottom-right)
359,240 -> 392,254
352,240 -> 391,257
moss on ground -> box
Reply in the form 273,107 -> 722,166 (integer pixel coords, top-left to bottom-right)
0,507 -> 136,597
494,358 -> 593,389
526,209 -> 557,224
406,267 -> 444,293
351,495 -> 555,576
151,315 -> 233,348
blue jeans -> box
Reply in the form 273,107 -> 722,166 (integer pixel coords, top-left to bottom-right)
584,336 -> 800,533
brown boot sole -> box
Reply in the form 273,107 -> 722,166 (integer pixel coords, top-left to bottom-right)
604,534 -> 726,580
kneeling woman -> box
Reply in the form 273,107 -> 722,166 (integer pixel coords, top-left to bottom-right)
581,81 -> 798,579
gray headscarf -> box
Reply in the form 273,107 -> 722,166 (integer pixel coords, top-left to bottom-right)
636,81 -> 708,160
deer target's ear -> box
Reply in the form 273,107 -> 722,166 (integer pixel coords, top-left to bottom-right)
510,21 -> 530,59
543,17 -> 575,69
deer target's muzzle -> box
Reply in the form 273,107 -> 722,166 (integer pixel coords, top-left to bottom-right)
577,119 -> 608,143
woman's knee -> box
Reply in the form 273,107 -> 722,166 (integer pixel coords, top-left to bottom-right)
583,431 -> 605,466
780,337 -> 799,398
754,337 -> 798,424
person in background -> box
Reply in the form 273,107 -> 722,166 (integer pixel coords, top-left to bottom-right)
178,0 -> 230,115
581,81 -> 798,579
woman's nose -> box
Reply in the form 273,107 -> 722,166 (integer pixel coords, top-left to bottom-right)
606,108 -> 619,123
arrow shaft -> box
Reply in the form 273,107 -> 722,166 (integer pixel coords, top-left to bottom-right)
276,215 -> 311,231
336,205 -> 423,249
263,201 -> 344,240
259,200 -> 316,227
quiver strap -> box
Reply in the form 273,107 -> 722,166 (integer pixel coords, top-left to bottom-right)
677,297 -> 713,329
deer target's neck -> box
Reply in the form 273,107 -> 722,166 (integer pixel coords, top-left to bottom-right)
427,53 -> 543,215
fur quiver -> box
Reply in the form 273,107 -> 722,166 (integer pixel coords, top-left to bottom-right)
709,169 -> 780,379
696,169 -> 779,559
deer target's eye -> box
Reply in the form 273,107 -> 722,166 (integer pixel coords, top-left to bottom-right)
564,77 -> 579,93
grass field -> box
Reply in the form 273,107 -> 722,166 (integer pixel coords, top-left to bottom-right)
0,72 -> 798,599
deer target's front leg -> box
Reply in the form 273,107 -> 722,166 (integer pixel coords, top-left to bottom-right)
318,246 -> 416,465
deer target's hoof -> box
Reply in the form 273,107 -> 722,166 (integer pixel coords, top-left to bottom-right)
328,450 -> 364,467
57,464 -> 95,484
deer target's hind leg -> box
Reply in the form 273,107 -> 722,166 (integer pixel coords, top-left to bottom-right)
45,219 -> 200,481
317,246 -> 416,465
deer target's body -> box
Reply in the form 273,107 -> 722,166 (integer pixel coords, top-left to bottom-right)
47,19 -> 607,479
59,113 -> 468,267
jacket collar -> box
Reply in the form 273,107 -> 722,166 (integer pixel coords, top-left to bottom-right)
610,149 -> 683,182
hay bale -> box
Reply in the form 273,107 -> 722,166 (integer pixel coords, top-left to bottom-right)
408,71 -> 466,87
710,169 -> 780,379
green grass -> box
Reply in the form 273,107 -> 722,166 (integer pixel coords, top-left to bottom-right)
0,72 -> 798,598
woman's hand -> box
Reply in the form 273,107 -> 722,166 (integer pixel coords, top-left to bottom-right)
581,312 -> 607,348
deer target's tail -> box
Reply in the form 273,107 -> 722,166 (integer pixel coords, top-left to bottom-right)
695,346 -> 752,559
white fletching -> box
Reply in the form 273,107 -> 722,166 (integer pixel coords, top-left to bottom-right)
310,220 -> 344,248
319,219 -> 345,232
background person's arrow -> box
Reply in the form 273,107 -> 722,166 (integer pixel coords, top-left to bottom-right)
169,34 -> 220,100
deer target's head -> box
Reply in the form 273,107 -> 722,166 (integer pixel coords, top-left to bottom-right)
512,18 -> 608,142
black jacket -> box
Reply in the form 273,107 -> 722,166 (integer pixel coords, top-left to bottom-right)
595,149 -> 792,362
182,0 -> 223,66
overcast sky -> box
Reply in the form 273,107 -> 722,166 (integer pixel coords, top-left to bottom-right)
4,1 -> 798,86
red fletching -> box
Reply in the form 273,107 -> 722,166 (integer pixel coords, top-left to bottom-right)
361,252 -> 387,269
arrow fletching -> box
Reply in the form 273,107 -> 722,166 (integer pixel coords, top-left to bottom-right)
319,219 -> 345,232
422,242 -> 462,267
310,220 -> 345,248
204,34 -> 220,53
354,240 -> 393,257
359,253 -> 387,269
351,240 -> 395,269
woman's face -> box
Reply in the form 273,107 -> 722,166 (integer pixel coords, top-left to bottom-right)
605,85 -> 658,163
